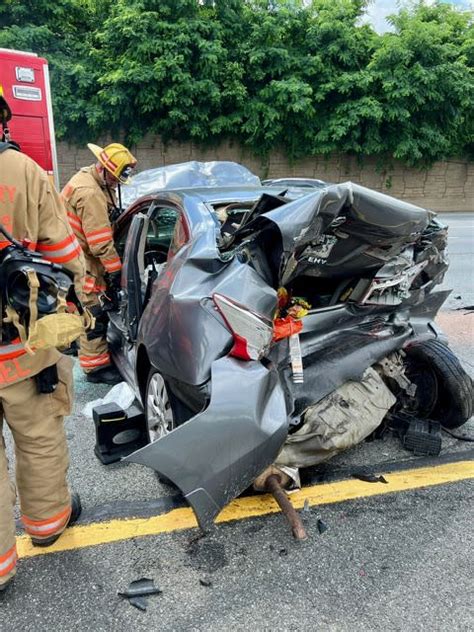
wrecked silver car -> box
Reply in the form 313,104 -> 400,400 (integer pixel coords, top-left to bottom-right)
107,161 -> 473,530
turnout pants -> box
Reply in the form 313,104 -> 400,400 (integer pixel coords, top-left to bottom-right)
0,356 -> 73,587
78,292 -> 111,374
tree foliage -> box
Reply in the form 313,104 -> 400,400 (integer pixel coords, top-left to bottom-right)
0,0 -> 472,165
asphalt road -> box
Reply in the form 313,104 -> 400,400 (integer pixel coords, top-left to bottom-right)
439,212 -> 474,311
1,213 -> 473,632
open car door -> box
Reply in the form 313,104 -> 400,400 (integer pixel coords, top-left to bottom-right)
121,212 -> 149,341
120,202 -> 180,341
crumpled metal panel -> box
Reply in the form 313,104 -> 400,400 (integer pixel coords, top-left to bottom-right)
138,193 -> 277,386
122,161 -> 261,207
255,182 -> 432,285
125,356 -> 289,530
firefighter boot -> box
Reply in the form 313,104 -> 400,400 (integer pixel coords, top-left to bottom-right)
31,493 -> 82,547
86,365 -> 122,385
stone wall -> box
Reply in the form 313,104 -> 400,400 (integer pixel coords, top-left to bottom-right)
56,136 -> 474,212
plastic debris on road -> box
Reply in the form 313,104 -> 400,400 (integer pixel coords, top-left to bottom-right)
351,473 -> 389,484
83,381 -> 135,419
118,578 -> 162,611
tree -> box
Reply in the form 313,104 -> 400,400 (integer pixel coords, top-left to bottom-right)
84,0 -> 247,143
238,0 -> 380,157
0,0 -> 99,138
369,3 -> 474,165
0,0 -> 472,165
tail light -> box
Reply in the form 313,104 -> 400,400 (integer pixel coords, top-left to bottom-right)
213,293 -> 273,361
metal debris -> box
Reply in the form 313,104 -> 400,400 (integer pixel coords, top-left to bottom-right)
199,578 -> 212,587
118,578 -> 162,610
128,597 -> 148,612
352,473 -> 388,484
302,499 -> 310,513
317,519 -> 328,535
265,474 -> 308,541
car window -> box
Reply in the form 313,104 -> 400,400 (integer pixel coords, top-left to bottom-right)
115,202 -> 152,257
115,203 -> 182,259
148,207 -> 180,255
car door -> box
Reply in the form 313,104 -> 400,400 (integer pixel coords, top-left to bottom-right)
120,201 -> 185,342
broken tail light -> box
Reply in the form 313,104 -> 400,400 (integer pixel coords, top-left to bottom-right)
213,293 -> 273,361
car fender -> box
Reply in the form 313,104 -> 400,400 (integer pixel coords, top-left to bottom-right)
124,355 -> 289,530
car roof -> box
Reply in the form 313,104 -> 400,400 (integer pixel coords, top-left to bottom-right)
137,184 -> 317,206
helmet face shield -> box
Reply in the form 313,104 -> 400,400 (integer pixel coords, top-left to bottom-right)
118,164 -> 135,184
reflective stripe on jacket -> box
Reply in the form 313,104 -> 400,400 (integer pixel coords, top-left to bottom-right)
0,148 -> 86,387
62,165 -> 122,293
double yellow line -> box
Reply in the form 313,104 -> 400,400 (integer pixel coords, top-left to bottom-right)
17,460 -> 474,560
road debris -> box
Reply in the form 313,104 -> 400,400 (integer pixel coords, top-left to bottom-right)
118,578 -> 162,611
254,467 -> 308,540
199,578 -> 213,587
127,597 -> 148,611
317,519 -> 328,535
402,419 -> 442,456
352,473 -> 389,484
263,472 -> 308,540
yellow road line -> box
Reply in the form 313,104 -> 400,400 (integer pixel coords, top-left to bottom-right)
17,460 -> 474,560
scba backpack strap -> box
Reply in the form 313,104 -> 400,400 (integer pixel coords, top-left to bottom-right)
0,141 -> 20,154
3,268 -> 93,354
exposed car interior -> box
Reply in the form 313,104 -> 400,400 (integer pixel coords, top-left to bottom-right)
116,204 -> 180,308
213,190 -> 439,311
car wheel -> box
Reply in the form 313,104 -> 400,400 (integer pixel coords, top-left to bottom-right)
145,368 -> 176,442
402,340 -> 473,429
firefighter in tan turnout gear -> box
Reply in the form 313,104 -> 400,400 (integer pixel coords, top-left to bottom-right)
0,93 -> 86,593
62,142 -> 137,384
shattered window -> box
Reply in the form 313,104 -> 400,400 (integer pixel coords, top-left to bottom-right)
147,208 -> 179,253
213,201 -> 255,236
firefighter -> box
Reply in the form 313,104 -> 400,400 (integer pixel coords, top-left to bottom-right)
62,142 -> 137,384
0,92 -> 86,593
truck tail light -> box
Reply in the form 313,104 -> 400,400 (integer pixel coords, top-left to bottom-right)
213,293 -> 273,361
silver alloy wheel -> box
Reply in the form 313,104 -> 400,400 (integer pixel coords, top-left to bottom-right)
146,371 -> 175,442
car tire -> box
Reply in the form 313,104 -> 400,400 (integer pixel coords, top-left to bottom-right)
403,340 -> 473,429
145,368 -> 176,443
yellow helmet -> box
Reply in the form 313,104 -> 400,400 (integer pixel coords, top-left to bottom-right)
87,142 -> 137,184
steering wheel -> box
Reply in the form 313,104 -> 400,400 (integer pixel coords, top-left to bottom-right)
144,249 -> 167,269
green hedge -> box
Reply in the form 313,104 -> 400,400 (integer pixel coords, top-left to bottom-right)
1,0 -> 473,166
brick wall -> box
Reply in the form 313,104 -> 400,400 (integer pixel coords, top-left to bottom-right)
57,137 -> 474,212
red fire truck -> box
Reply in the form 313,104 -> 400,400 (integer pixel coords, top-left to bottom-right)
0,48 -> 59,188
